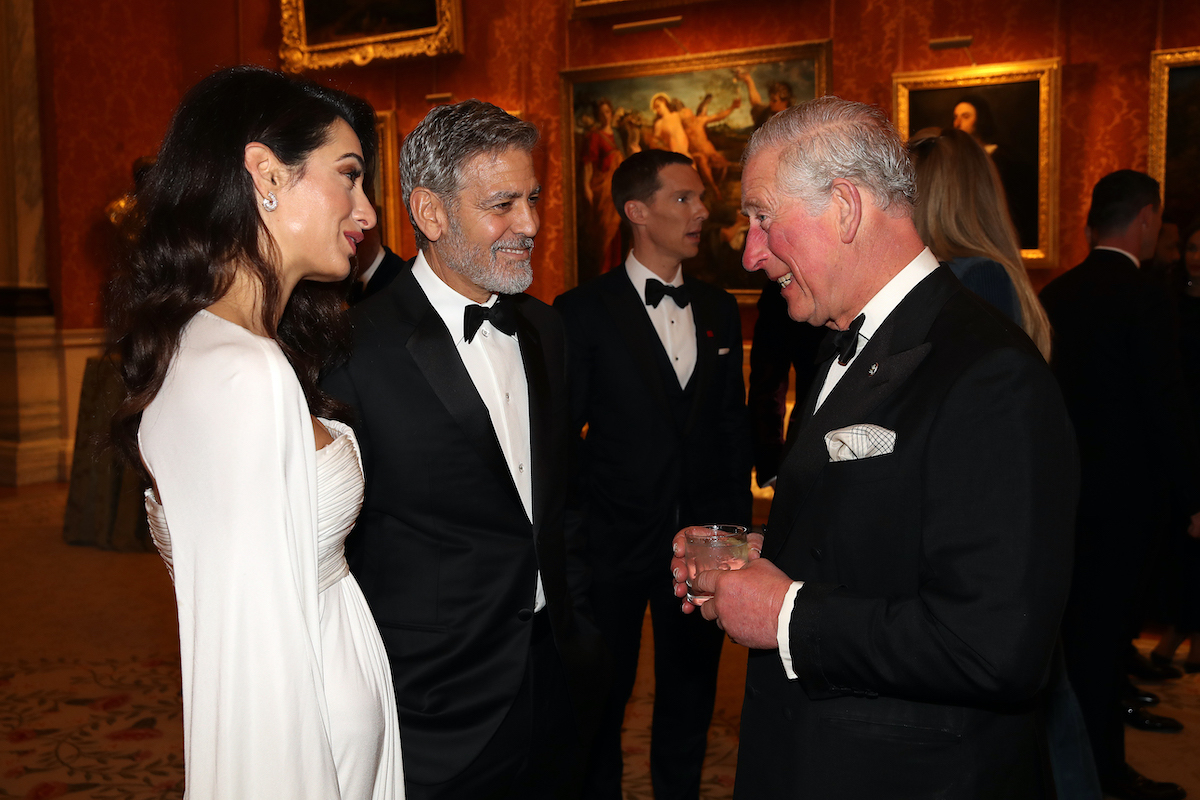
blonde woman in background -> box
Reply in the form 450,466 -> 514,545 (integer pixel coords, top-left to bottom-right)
909,128 -> 1052,360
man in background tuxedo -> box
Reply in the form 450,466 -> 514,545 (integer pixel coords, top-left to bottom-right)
671,96 -> 1078,798
324,100 -> 600,800
349,225 -> 411,303
1041,170 -> 1200,800
554,149 -> 751,800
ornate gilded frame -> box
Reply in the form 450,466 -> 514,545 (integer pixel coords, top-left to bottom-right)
280,0 -> 463,72
893,58 -> 1062,268
373,110 -> 404,253
568,0 -> 718,18
560,40 -> 832,294
1149,46 -> 1200,218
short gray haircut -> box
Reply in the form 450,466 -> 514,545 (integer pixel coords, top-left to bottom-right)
399,99 -> 539,248
743,96 -> 915,215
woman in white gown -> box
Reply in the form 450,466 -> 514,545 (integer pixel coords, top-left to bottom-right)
107,66 -> 404,799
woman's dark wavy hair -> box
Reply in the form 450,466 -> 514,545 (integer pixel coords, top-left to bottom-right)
106,65 -> 377,473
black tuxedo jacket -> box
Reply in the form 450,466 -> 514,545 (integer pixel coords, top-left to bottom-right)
322,267 -> 600,786
1040,248 -> 1200,549
553,268 -> 752,581
736,267 -> 1078,799
360,246 -> 411,301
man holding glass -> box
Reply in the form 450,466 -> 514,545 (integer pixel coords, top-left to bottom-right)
555,149 -> 752,800
672,97 -> 1078,798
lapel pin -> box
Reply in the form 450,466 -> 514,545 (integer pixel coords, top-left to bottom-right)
868,363 -> 879,376
706,330 -> 714,337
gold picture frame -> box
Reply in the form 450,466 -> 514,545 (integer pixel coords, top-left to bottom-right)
1149,46 -> 1200,222
373,110 -> 404,254
560,40 -> 832,294
280,0 -> 463,72
568,0 -> 718,19
893,58 -> 1062,268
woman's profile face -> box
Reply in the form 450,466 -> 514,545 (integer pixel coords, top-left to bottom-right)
953,102 -> 978,136
265,118 -> 376,285
1186,230 -> 1200,277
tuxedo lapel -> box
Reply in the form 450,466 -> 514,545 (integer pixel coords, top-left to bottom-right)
682,279 -> 717,438
515,306 -> 549,538
764,268 -> 957,559
394,270 -> 521,503
601,271 -> 675,424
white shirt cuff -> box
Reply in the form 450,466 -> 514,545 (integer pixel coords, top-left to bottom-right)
776,580 -> 805,679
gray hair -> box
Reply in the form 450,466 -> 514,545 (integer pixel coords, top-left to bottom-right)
743,96 -> 915,215
399,99 -> 539,248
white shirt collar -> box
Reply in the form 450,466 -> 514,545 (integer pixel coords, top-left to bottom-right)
1092,245 -> 1140,268
854,247 -> 940,343
410,250 -> 498,344
625,253 -> 683,304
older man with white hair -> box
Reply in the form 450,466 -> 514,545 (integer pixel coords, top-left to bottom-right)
671,96 -> 1079,798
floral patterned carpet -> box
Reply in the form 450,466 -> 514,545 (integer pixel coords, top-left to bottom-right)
0,658 -> 183,800
0,654 -> 737,800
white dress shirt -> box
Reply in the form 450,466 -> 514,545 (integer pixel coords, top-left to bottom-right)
626,254 -> 697,387
1092,245 -> 1140,268
356,246 -> 387,289
411,251 -> 544,611
777,248 -> 940,678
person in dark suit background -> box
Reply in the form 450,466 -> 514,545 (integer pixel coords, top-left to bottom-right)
554,149 -> 751,800
349,224 -> 412,303
671,96 -> 1078,798
323,99 -> 601,800
747,279 -> 824,489
1040,170 -> 1200,800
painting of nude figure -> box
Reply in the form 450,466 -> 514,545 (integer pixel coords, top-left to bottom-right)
561,41 -> 832,294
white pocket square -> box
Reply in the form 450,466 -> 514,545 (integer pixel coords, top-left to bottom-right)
718,347 -> 730,355
825,424 -> 896,462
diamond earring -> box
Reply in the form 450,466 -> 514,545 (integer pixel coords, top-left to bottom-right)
261,191 -> 278,212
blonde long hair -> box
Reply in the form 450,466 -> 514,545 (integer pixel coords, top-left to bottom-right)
909,129 -> 1052,360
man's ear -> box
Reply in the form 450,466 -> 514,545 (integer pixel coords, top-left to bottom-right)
624,199 -> 648,227
411,188 -> 448,243
829,179 -> 862,244
244,142 -> 283,204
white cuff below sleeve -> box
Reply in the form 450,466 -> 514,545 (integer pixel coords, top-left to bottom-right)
776,580 -> 805,679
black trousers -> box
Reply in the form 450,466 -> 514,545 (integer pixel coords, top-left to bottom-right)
407,612 -> 581,800
583,571 -> 725,800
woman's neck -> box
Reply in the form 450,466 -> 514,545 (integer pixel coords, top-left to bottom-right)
206,268 -> 284,336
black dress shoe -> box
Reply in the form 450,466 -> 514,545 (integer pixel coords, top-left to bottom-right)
1102,764 -> 1186,800
1128,648 -> 1184,680
1124,688 -> 1161,707
1123,704 -> 1184,732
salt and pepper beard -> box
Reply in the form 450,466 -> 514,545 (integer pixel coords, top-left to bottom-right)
439,209 -> 535,296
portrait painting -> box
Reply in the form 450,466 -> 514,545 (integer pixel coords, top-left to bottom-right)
561,40 -> 832,294
1150,47 -> 1200,231
280,0 -> 463,72
894,59 -> 1061,267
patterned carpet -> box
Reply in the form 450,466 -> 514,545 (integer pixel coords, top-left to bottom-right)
0,654 -> 738,800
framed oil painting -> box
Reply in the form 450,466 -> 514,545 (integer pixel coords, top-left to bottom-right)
1149,47 -> 1200,231
569,0 -> 719,18
893,58 -> 1061,268
280,0 -> 463,72
373,110 -> 404,253
560,40 -> 832,295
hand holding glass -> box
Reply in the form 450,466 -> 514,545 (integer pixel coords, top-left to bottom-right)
683,524 -> 750,605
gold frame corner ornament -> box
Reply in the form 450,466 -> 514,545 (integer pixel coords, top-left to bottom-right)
893,58 -> 1062,269
1149,46 -> 1200,193
280,0 -> 464,72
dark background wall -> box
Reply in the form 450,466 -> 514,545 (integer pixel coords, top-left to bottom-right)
33,0 -> 1200,330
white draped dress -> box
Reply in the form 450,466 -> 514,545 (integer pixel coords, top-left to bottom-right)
139,310 -> 404,799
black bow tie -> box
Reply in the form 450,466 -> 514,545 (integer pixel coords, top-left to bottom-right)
832,314 -> 866,366
463,298 -> 517,343
645,279 -> 689,309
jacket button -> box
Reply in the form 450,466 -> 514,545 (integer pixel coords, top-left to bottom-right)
783,707 -> 794,720
811,547 -> 823,560
517,608 -> 534,622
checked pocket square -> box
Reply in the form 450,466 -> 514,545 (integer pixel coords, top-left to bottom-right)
824,424 -> 897,462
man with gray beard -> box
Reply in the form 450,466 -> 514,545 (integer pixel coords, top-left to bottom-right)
323,99 -> 603,800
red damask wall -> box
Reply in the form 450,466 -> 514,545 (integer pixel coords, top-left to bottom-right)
35,0 -> 1200,329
